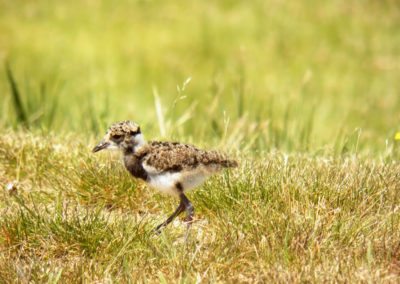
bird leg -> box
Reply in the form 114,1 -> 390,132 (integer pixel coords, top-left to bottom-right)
154,200 -> 185,233
179,193 -> 194,225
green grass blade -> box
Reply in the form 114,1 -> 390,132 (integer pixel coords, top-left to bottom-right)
5,63 -> 28,127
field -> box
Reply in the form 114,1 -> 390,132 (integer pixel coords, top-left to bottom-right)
1,0 -> 400,282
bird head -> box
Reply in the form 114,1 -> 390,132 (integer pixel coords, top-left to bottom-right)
92,120 -> 145,153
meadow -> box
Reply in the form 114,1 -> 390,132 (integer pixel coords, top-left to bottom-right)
1,0 -> 400,282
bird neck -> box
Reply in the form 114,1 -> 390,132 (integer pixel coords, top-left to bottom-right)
122,134 -> 147,155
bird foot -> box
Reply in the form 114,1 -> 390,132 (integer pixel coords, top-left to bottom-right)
152,224 -> 165,235
183,214 -> 195,223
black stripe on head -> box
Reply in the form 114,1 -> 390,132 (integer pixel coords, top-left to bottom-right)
130,127 -> 141,136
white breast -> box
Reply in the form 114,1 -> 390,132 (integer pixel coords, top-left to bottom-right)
146,168 -> 213,196
147,172 -> 182,195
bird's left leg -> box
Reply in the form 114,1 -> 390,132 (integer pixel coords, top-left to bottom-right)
179,193 -> 194,225
153,201 -> 185,233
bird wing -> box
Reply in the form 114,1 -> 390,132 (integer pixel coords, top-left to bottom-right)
141,141 -> 234,174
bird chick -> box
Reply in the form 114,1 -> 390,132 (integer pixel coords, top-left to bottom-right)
93,120 -> 237,232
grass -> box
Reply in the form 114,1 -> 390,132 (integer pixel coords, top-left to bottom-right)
1,0 -> 400,282
0,132 -> 400,282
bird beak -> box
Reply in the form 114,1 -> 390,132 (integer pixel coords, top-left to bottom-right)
92,140 -> 110,153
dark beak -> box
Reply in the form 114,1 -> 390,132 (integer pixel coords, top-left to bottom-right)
92,141 -> 110,153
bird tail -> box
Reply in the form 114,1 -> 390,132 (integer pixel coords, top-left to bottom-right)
221,159 -> 238,168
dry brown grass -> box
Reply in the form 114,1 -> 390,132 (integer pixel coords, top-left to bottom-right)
0,132 -> 399,282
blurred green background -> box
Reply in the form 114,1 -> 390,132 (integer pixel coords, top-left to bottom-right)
0,0 -> 399,153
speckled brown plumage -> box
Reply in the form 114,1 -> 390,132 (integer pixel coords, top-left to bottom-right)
135,141 -> 237,173
108,120 -> 140,136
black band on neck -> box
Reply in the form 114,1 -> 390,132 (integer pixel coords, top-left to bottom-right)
123,146 -> 134,154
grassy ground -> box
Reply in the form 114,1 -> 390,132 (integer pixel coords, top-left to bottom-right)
1,0 -> 400,282
0,132 -> 400,282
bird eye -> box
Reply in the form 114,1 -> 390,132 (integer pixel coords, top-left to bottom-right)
130,127 -> 141,136
112,134 -> 122,140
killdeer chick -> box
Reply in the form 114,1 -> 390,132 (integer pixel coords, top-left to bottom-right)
93,120 -> 237,232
